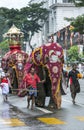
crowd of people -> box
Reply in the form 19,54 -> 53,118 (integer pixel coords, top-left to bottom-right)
0,63 -> 83,109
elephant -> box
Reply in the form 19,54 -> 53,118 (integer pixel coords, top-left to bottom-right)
20,42 -> 64,109
1,50 -> 28,94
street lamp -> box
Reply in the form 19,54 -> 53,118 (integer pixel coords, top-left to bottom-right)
23,41 -> 26,51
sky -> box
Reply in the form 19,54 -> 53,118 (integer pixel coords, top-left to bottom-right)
0,0 -> 30,9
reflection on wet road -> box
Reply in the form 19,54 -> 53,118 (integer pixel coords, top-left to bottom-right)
0,101 -> 84,130
0,86 -> 84,130
0,102 -> 26,127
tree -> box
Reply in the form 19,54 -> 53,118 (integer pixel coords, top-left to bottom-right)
0,2 -> 49,51
69,0 -> 84,6
0,40 -> 9,56
65,0 -> 84,34
0,8 -> 10,42
20,2 -> 49,51
65,15 -> 84,34
67,45 -> 79,63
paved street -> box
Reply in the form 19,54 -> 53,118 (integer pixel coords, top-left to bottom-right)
0,79 -> 84,130
62,79 -> 84,106
0,0 -> 84,129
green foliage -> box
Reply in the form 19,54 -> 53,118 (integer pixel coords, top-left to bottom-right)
0,8 -> 9,41
65,14 -> 84,34
65,0 -> 84,34
0,2 -> 49,50
71,15 -> 84,34
20,2 -> 49,41
0,40 -> 9,55
69,0 -> 84,6
67,45 -> 79,63
0,2 -> 48,41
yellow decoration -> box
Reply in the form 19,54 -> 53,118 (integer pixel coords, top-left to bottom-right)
32,47 -> 42,66
69,25 -> 74,31
77,73 -> 83,78
54,77 -> 61,109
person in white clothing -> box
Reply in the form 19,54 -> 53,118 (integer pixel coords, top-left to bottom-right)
0,74 -> 9,102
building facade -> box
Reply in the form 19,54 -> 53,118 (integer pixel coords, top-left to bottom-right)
29,0 -> 84,50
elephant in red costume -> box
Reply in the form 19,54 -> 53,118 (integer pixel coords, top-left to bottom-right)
21,42 -> 64,109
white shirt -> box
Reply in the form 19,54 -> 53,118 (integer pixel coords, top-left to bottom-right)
0,83 -> 9,95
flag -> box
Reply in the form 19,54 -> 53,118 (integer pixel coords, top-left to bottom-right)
57,31 -> 60,38
65,28 -> 68,47
70,32 -> 74,46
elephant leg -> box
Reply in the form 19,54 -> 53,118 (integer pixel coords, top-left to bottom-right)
56,91 -> 61,109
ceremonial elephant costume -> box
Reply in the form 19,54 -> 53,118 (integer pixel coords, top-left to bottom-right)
1,25 -> 28,93
1,50 -> 28,92
24,42 -> 64,109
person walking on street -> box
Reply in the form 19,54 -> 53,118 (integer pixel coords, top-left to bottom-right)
67,63 -> 82,104
0,73 -> 9,102
24,67 -> 45,110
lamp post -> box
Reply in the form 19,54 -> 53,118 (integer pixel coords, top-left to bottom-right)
23,41 -> 26,51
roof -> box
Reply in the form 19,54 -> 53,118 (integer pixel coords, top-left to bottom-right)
3,24 -> 24,37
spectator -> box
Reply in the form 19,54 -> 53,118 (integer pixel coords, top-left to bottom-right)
67,63 -> 82,104
0,73 -> 9,102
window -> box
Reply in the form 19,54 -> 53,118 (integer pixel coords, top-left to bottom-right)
55,0 -> 57,3
63,0 -> 70,3
52,0 -> 57,4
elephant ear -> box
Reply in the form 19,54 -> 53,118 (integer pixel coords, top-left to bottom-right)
32,47 -> 42,65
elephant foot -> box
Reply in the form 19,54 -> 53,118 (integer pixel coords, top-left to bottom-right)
55,93 -> 62,109
35,102 -> 44,107
56,97 -> 61,109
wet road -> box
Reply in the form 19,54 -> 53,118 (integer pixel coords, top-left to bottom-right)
0,100 -> 84,130
0,79 -> 84,130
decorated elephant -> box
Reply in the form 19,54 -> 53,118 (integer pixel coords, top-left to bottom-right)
1,25 -> 28,93
22,42 -> 64,109
1,50 -> 28,92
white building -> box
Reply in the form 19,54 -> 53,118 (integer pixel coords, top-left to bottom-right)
29,0 -> 84,49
